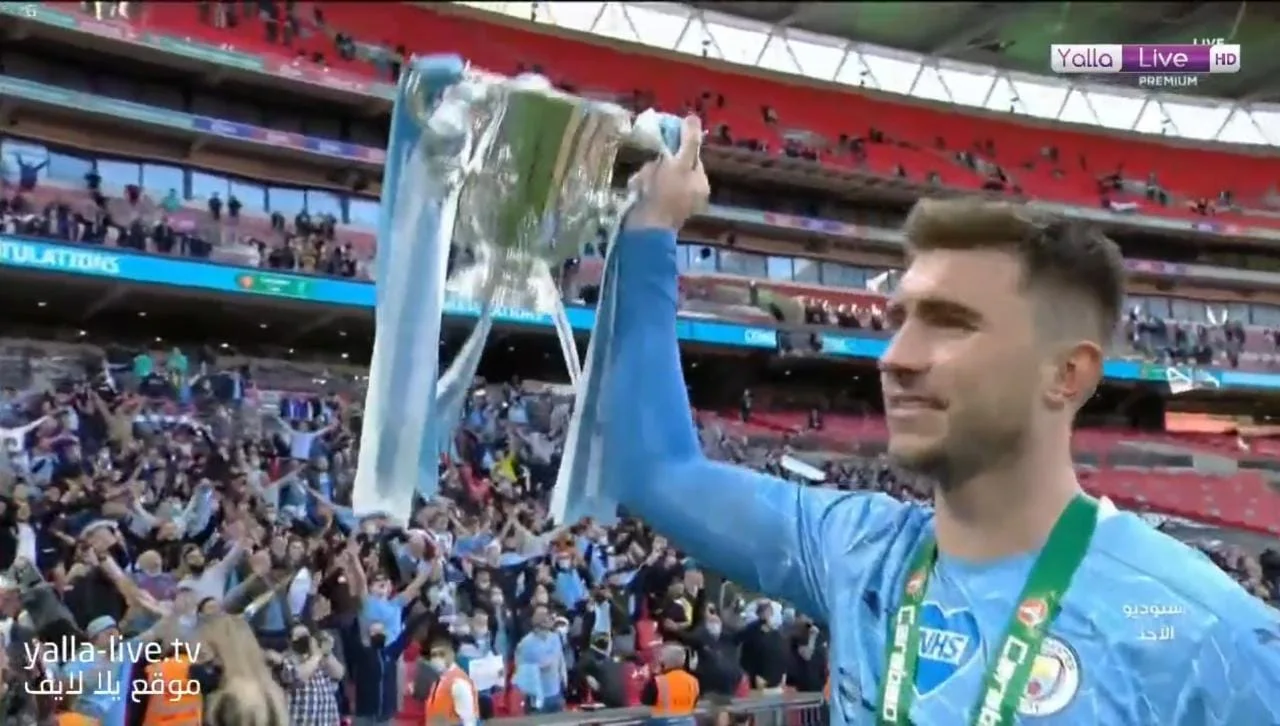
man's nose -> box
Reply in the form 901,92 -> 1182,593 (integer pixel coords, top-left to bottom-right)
878,322 -> 931,376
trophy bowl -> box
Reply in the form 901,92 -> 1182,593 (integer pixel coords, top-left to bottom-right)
405,64 -> 670,312
352,55 -> 681,522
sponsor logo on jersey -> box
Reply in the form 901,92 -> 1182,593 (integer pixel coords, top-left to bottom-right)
1018,636 -> 1081,716
905,571 -> 926,597
914,603 -> 980,695
1017,598 -> 1049,630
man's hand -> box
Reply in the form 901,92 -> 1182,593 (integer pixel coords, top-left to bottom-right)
250,552 -> 272,578
311,595 -> 331,621
623,115 -> 709,232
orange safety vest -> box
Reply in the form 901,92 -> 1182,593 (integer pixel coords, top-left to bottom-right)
652,669 -> 700,716
57,714 -> 100,726
424,665 -> 480,724
140,657 -> 203,726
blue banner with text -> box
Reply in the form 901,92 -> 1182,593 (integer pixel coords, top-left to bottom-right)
0,236 -> 1271,390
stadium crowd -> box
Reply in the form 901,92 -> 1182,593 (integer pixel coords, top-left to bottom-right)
0,335 -> 850,725
0,6 -> 1274,724
0,322 -> 1269,725
0,169 -> 1249,374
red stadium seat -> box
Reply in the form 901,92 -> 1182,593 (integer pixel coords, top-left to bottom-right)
128,2 -> 1280,229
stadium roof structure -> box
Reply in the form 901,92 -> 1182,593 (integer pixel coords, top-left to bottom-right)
457,1 -> 1280,148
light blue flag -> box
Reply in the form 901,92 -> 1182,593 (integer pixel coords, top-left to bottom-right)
423,303 -> 495,498
353,55 -> 465,525
549,111 -> 684,526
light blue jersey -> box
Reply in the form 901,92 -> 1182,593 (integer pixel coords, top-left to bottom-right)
602,227 -> 1280,725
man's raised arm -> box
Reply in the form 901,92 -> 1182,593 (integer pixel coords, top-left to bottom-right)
603,116 -> 907,621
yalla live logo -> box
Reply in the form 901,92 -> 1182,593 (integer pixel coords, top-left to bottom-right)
1050,44 -> 1241,75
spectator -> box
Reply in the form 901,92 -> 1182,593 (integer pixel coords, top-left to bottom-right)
271,622 -> 345,726
640,643 -> 700,714
513,604 -> 568,713
341,606 -> 430,725
738,601 -> 787,692
572,630 -> 628,707
421,632 -> 480,725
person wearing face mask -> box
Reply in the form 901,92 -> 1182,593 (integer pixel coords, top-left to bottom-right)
423,634 -> 479,726
518,583 -> 553,636
571,632 -> 627,708
455,613 -> 495,669
340,605 -> 433,726
484,587 -> 514,661
551,551 -> 588,610
345,549 -> 431,650
512,605 -> 567,714
689,609 -> 744,703
268,624 -> 344,726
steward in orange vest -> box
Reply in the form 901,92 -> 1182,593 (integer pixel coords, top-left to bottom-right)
423,634 -> 479,725
139,655 -> 203,726
56,712 -> 99,726
641,644 -> 700,723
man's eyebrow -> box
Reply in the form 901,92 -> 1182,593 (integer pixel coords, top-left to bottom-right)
886,296 -> 984,324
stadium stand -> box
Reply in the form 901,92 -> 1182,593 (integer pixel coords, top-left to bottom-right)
0,1 -> 1275,723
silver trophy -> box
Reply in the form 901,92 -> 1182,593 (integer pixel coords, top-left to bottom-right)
352,55 -> 681,524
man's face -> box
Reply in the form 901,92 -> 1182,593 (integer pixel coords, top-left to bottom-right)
370,576 -> 392,599
532,606 -> 550,630
880,249 -> 1040,486
90,528 -> 114,554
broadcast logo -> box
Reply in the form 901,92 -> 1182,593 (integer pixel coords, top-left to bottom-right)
1049,43 -> 1240,89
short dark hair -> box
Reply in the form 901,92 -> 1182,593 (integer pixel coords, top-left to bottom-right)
428,632 -> 459,653
902,198 -> 1125,345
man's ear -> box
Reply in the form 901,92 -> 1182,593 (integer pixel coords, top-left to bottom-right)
1042,339 -> 1103,411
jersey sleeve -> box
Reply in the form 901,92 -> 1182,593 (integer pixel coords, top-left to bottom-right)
1176,608 -> 1280,725
607,227 -> 910,622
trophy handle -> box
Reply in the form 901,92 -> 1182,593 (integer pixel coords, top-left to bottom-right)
549,110 -> 684,526
355,55 -> 480,523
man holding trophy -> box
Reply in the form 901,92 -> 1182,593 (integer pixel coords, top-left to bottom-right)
356,55 -> 1279,726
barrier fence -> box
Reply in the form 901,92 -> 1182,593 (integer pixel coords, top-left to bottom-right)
489,692 -> 828,726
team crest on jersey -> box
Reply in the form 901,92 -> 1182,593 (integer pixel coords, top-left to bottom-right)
1018,636 -> 1081,717
914,603 -> 981,695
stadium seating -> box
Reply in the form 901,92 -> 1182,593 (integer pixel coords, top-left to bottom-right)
41,2 -> 1280,534
126,2 -> 1280,228
708,405 -> 1280,534
96,1 -> 1279,375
